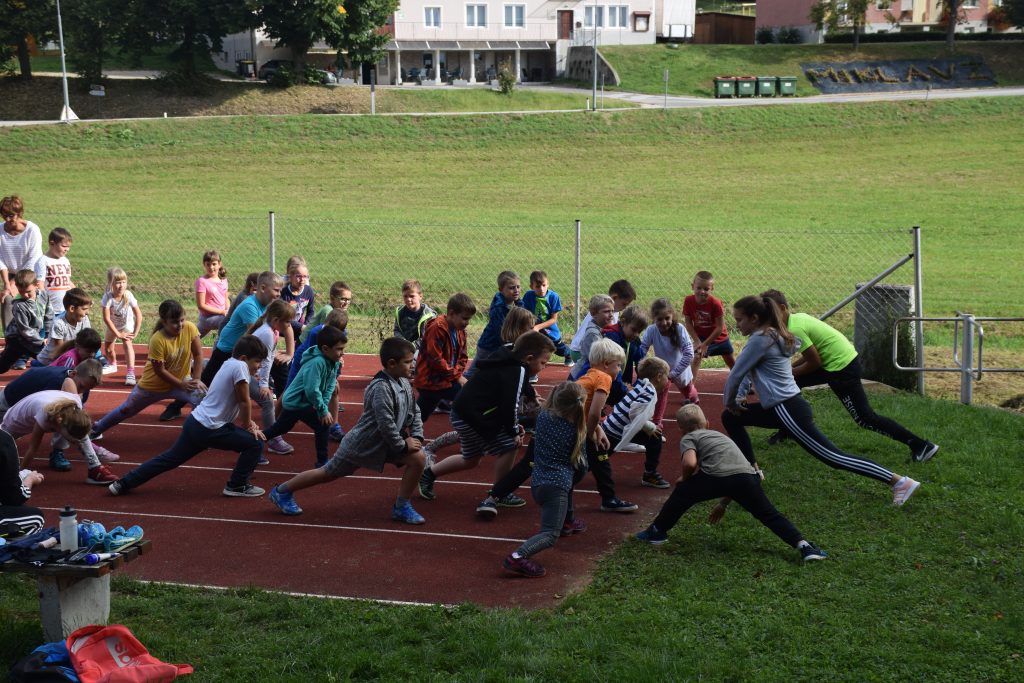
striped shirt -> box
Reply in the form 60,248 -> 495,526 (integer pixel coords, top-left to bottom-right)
603,378 -> 658,441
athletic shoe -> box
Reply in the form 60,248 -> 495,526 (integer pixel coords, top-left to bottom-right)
108,480 -> 126,496
257,454 -> 270,465
892,476 -> 921,506
616,442 -> 646,454
800,543 -> 828,561
476,497 -> 498,519
88,430 -> 103,442
495,493 -> 527,508
78,521 -> 107,548
502,554 -> 545,578
433,400 -> 452,415
423,448 -> 436,470
418,468 -> 436,500
91,444 -> 120,463
911,441 -> 939,463
223,483 -> 266,497
49,449 -> 72,472
86,465 -> 117,485
563,356 -> 574,368
641,471 -> 670,489
560,518 -> 587,536
635,525 -> 669,545
266,436 -> 294,455
124,372 -> 136,387
12,358 -> 26,370
685,383 -> 700,404
528,375 -> 539,384
328,423 -> 345,442
601,497 -> 638,513
158,403 -> 182,422
269,485 -> 302,515
391,500 -> 425,525
101,363 -> 118,376
102,525 -> 144,552
767,430 -> 789,446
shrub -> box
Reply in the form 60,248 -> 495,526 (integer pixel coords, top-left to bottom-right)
824,30 -> 1022,43
269,65 -> 294,88
756,26 -> 776,44
777,26 -> 803,44
497,58 -> 516,95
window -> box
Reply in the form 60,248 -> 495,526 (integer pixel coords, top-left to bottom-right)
504,4 -> 525,27
875,0 -> 891,9
584,6 -> 605,28
633,12 -> 650,32
466,4 -> 487,27
424,6 -> 441,28
607,5 -> 628,28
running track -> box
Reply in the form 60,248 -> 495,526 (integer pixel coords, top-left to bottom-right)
5,352 -> 729,608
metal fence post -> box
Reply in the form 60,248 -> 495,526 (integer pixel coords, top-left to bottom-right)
269,211 -> 276,273
575,219 -> 582,330
960,312 -> 974,405
912,225 -> 924,395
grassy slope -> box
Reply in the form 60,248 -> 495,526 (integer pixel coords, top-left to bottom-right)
2,392 -> 1022,680
600,42 -> 1024,97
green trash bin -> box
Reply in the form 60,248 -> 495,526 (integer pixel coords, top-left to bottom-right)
757,76 -> 777,97
736,76 -> 756,97
713,76 -> 736,98
778,76 -> 797,96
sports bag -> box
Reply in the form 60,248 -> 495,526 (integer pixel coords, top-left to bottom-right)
66,624 -> 193,683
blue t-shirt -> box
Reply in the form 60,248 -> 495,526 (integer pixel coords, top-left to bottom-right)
476,292 -> 523,352
285,323 -> 324,390
530,410 -> 580,492
2,365 -> 81,406
522,289 -> 563,342
216,296 -> 267,353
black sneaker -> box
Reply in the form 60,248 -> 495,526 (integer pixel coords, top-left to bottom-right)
767,430 -> 789,445
911,441 -> 939,463
159,403 -> 182,422
418,469 -> 436,500
600,497 -> 638,513
223,483 -> 266,497
635,525 -> 668,545
476,497 -> 498,518
641,471 -> 670,489
495,493 -> 526,508
800,543 -> 828,561
108,480 -> 126,496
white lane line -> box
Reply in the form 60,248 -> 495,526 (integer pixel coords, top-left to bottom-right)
43,507 -> 528,543
133,580 -> 448,608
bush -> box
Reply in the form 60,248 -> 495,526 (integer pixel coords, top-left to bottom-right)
756,26 -> 776,44
497,58 -> 516,95
777,26 -> 803,44
302,64 -> 325,85
268,65 -> 294,88
824,30 -> 1023,43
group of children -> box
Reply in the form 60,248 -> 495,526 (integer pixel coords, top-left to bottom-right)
0,208 -> 940,579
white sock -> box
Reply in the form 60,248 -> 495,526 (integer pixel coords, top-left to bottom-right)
511,552 -> 522,560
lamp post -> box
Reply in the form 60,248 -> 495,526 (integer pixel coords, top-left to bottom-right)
55,0 -> 78,122
591,0 -> 598,111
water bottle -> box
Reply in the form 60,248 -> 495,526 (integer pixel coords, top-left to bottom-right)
59,506 -> 79,551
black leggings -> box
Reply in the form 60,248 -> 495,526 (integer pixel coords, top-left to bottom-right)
787,356 -> 924,448
490,440 -> 589,509
722,394 -> 895,483
0,504 -> 44,537
651,471 -> 803,548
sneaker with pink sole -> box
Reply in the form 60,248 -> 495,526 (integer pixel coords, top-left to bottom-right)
91,444 -> 120,462
892,476 -> 921,506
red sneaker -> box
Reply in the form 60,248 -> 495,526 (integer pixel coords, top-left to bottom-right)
86,465 -> 117,485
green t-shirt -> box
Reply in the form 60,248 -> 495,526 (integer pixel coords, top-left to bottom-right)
786,312 -> 857,372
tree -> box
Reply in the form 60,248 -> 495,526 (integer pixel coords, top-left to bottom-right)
0,0 -> 56,80
62,0 -> 125,83
809,0 -> 869,50
337,0 -> 399,80
1007,0 -> 1024,28
258,0 -> 346,74
944,0 -> 962,50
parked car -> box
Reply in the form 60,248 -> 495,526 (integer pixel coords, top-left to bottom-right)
258,59 -> 292,81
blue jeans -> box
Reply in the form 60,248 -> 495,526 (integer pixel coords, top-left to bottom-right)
120,414 -> 261,491
264,406 -> 329,465
516,484 -> 571,558
93,385 -> 198,435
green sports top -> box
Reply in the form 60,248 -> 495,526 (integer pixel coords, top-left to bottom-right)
786,312 -> 858,372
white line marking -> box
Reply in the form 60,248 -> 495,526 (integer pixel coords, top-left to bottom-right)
133,580 -> 448,608
46,507 -> 529,543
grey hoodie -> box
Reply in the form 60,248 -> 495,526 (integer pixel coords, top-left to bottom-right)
724,330 -> 802,409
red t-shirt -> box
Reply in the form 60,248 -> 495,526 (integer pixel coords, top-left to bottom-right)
683,295 -> 728,343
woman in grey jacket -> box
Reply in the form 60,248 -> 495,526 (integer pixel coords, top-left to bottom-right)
721,295 -> 920,507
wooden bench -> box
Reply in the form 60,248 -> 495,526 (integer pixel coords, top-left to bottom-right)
0,540 -> 152,641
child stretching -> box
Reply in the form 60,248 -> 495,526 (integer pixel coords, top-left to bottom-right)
419,331 -> 554,511
502,381 -> 588,578
636,405 -> 827,562
100,267 -> 142,385
248,300 -> 296,454
522,270 -> 571,365
640,298 -> 697,426
0,269 -> 52,373
195,250 -> 230,338
301,280 -> 352,343
414,293 -> 474,421
683,271 -> 735,380
569,279 -> 636,364
50,328 -> 101,368
394,279 -> 436,345
219,272 -> 259,335
90,301 -> 205,439
35,288 -> 91,367
568,294 -> 615,381
602,357 -> 670,488
0,358 -> 102,424
108,336 -> 269,498
282,259 -> 315,340
1,390 -> 116,484
570,303 -> 647,409
262,326 -> 345,468
268,337 -> 427,525
722,295 -> 921,506
467,270 -> 523,377
285,308 -> 348,441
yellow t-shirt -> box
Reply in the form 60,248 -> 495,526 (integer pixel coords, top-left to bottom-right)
138,321 -> 199,393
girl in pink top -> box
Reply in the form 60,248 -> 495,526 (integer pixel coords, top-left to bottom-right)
195,249 -> 229,337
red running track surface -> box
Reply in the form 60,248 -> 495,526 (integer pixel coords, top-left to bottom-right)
6,352 -> 729,608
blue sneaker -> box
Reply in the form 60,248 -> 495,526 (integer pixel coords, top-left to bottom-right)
103,525 -> 144,552
12,357 -> 27,370
269,485 -> 302,515
328,423 -> 345,442
391,500 -> 425,525
635,525 -> 669,545
78,522 -> 107,548
49,449 -> 72,472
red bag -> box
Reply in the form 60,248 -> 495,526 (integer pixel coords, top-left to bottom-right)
66,624 -> 194,683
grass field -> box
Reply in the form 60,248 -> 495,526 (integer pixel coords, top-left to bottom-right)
2,390 -> 1022,680
598,42 -> 1024,97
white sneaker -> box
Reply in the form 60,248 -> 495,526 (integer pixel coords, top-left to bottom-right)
92,444 -> 120,462
892,476 -> 920,506
616,442 -> 646,454
101,364 -> 118,376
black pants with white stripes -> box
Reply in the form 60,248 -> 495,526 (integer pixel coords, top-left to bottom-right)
721,394 -> 894,483
0,504 -> 45,537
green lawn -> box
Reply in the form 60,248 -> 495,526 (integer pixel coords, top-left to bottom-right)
2,391 -> 1022,680
599,42 -> 1024,97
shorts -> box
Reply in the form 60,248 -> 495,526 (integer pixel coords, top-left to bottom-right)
701,336 -> 734,357
451,411 -> 517,459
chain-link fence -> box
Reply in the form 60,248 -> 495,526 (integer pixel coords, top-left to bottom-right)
31,211 -> 917,353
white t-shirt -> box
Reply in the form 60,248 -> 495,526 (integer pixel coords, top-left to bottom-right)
252,323 -> 277,390
101,290 -> 138,332
0,390 -> 81,438
0,221 -> 44,277
39,254 -> 72,315
37,314 -> 90,366
192,357 -> 251,430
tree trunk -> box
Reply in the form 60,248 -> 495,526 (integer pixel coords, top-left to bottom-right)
853,20 -> 861,51
946,0 -> 959,51
16,36 -> 32,80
